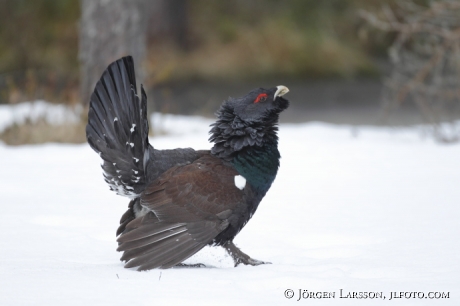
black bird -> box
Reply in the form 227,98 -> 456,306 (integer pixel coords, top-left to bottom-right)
86,56 -> 289,270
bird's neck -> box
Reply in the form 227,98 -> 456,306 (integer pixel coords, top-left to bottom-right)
209,111 -> 281,194
231,140 -> 280,194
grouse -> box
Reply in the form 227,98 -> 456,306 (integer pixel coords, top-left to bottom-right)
86,56 -> 289,270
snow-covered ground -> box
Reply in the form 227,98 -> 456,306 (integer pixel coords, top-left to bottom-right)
0,103 -> 459,305
0,101 -> 82,133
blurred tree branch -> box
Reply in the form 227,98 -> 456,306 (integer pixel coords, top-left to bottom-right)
360,0 -> 460,143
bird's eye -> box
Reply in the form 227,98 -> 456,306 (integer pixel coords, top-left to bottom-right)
254,93 -> 268,103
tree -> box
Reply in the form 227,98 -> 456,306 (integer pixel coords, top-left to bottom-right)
79,0 -> 148,106
361,0 -> 460,143
147,0 -> 189,51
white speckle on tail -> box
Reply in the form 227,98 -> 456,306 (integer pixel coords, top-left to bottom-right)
130,124 -> 136,132
133,157 -> 139,163
234,175 -> 246,190
114,117 -> 118,122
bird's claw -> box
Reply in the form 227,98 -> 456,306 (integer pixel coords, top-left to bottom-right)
223,241 -> 271,267
234,258 -> 271,267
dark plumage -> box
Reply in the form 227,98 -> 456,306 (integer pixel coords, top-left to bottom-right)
86,56 -> 289,270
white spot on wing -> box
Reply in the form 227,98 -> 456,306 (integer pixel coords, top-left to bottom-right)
130,124 -> 136,132
114,117 -> 118,122
234,175 -> 246,190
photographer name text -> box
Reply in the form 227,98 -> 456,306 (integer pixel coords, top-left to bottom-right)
284,289 -> 450,301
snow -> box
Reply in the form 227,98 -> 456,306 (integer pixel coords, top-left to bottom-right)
0,100 -> 81,133
0,107 -> 459,305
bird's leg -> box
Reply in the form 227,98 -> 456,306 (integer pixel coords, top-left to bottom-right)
223,241 -> 271,267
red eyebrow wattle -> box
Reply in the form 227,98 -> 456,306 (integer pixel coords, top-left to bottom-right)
254,93 -> 268,103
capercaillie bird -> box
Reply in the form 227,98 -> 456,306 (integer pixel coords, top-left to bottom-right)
86,56 -> 289,270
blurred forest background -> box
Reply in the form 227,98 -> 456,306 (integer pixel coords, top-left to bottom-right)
0,0 -> 389,104
1,0 -> 459,144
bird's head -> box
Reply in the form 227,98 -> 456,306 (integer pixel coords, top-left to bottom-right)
209,86 -> 290,160
224,86 -> 289,123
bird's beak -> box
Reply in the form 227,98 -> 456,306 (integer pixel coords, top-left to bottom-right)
274,85 -> 289,99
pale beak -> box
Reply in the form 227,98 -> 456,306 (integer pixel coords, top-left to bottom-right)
274,85 -> 289,99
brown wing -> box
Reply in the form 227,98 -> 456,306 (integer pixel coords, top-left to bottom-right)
116,154 -> 244,270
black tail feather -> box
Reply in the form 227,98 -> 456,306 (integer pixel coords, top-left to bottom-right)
86,56 -> 151,198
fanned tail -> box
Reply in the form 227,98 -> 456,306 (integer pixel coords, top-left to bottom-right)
86,56 -> 151,198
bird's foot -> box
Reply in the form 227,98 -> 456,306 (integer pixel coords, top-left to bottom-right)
223,241 -> 271,267
174,263 -> 206,268
241,257 -> 271,266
